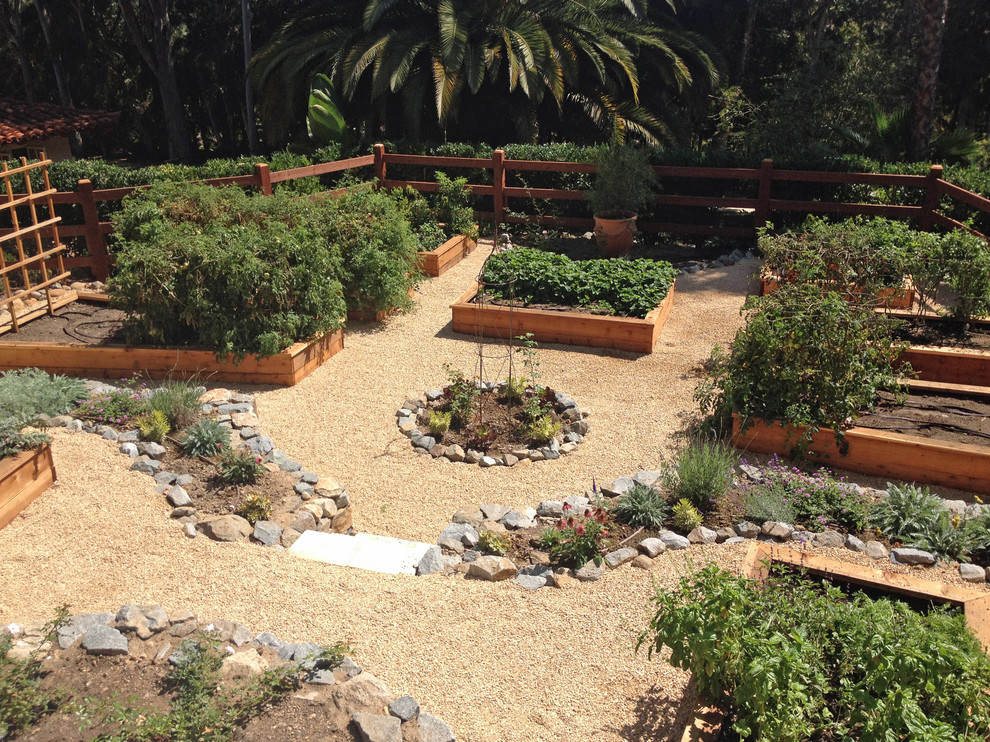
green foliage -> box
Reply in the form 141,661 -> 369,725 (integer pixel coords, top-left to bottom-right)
92,638 -> 300,742
696,282 -> 909,454
911,510 -> 979,563
0,606 -> 67,738
147,379 -> 203,431
181,418 -> 229,457
523,414 -> 561,445
74,386 -> 148,427
441,366 -> 479,428
639,565 -> 990,742
614,484 -> 669,529
661,440 -> 737,511
137,410 -> 171,444
478,530 -> 511,556
427,410 -> 452,436
307,73 -> 346,145
110,183 -> 346,360
236,493 -> 273,526
433,172 -> 478,240
503,375 -> 527,402
744,456 -> 872,532
0,368 -> 87,426
549,505 -> 611,568
939,230 -> 990,322
870,483 -> 947,544
536,527 -> 562,551
0,422 -> 50,460
671,499 -> 703,532
585,145 -> 658,217
466,424 -> 497,452
218,449 -> 264,485
482,248 -> 678,318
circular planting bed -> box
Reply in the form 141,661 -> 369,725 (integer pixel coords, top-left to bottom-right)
396,381 -> 589,466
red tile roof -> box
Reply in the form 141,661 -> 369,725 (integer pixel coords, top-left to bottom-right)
0,98 -> 119,145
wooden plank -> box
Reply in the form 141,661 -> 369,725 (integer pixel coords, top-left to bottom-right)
0,328 -> 344,386
505,159 -> 597,173
0,290 -> 77,336
933,212 -> 989,241
964,595 -> 990,650
450,282 -> 675,353
770,170 -> 927,187
731,414 -> 990,495
417,234 -> 477,277
938,180 -> 990,213
680,706 -> 726,742
768,200 -> 922,217
0,445 -> 56,531
382,153 -> 491,168
900,346 -> 990,386
903,378 -> 990,399
268,155 -> 375,183
381,179 -> 495,197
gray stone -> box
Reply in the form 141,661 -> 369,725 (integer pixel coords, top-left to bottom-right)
439,522 -> 480,548
57,613 -> 114,649
154,471 -> 177,485
198,515 -> 252,542
119,442 -> 138,457
734,521 -> 760,539
138,441 -> 167,459
101,428 -> 118,441
239,427 -> 259,440
438,538 -> 464,554
637,538 -> 666,557
293,482 -> 314,496
527,449 -> 545,462
66,419 -> 83,432
352,713 -> 402,742
81,625 -> 129,656
49,415 -> 72,427
170,506 -> 196,519
174,474 -> 194,486
445,444 -> 465,462
890,547 -> 937,566
467,556 -> 517,581
118,430 -> 139,442
944,499 -> 968,517
479,455 -> 498,467
289,510 -> 318,533
723,536 -> 746,544
116,604 -> 168,639
499,511 -> 534,530
574,561 -> 606,582
865,541 -> 888,559
182,523 -> 197,538
245,436 -> 274,456
389,695 -> 420,722
715,527 -> 736,543
231,393 -> 254,404
307,669 -> 337,685
554,392 -> 577,410
739,464 -> 763,482
413,435 -> 436,451
633,470 -> 662,488
559,442 -> 578,454
658,531 -> 690,550
515,574 -> 547,590
540,448 -> 560,460
845,535 -> 867,553
451,507 -> 483,527
762,521 -> 794,540
604,547 -> 638,568
563,495 -> 590,511
252,632 -> 283,650
333,672 -> 393,713
789,531 -> 813,544
418,713 -> 456,742
812,530 -> 845,549
300,471 -> 319,485
960,563 -> 987,583
563,432 -> 583,444
253,520 -> 281,546
168,640 -> 202,667
416,546 -> 446,576
166,485 -> 191,507
217,402 -> 252,414
339,657 -> 363,678
480,504 -> 512,521
537,500 -> 564,518
688,527 -> 718,545
129,458 -> 161,475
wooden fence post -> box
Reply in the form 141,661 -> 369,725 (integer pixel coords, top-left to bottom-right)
373,143 -> 386,189
77,178 -> 110,281
754,158 -> 773,232
254,163 -> 272,195
492,149 -> 506,232
920,164 -> 943,232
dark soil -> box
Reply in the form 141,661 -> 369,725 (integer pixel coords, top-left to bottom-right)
893,316 -> 990,351
418,389 -> 568,459
158,438 -> 300,519
475,293 -> 615,315
0,300 -> 128,345
856,390 -> 990,448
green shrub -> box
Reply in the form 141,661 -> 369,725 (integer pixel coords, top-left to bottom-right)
870,482 -> 946,544
696,282 -> 909,455
585,145 -> 658,217
74,386 -> 148,426
0,422 -> 50,459
427,410 -> 451,436
536,527 -> 561,550
671,499 -> 703,532
146,379 -> 203,431
911,509 -> 979,563
218,448 -> 264,485
743,487 -> 797,525
481,247 -> 678,318
549,505 -> 611,568
640,565 -> 990,742
434,172 -> 478,240
236,493 -> 272,525
478,530 -> 511,556
137,409 -> 171,444
181,418 -> 229,457
661,440 -> 737,511
613,484 -> 668,529
0,368 -> 87,426
110,183 -> 346,360
939,229 -> 990,322
0,608 -> 67,738
524,414 -> 561,445
441,366 -> 478,428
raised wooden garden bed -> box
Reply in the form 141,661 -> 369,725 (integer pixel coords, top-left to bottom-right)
759,272 -> 915,309
0,329 -> 344,386
742,542 -> 990,649
450,281 -> 675,353
346,287 -> 417,323
0,444 -> 56,530
900,345 -> 990,387
730,413 -> 990,496
417,233 -> 477,277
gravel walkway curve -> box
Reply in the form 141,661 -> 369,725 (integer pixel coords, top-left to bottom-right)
0,244 -> 762,741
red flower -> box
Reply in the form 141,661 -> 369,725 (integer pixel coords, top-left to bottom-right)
562,502 -> 572,511
584,508 -> 592,518
574,524 -> 586,536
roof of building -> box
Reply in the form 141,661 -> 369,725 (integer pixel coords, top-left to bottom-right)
0,98 -> 119,145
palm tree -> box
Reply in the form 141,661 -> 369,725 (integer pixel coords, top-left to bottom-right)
251,0 -> 718,145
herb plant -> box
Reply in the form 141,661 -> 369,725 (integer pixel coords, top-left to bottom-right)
585,145 -> 658,217
0,368 -> 87,425
181,418 -> 229,457
613,484 -> 668,529
74,386 -> 148,426
478,530 -> 510,556
137,409 -> 171,444
549,504 -> 610,568
869,482 -> 946,543
236,493 -> 272,525
218,449 -> 264,485
427,410 -> 452,436
671,499 -> 703,532
661,440 -> 737,511
147,378 -> 203,430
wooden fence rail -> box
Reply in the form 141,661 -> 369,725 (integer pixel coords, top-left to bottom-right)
2,145 -> 988,282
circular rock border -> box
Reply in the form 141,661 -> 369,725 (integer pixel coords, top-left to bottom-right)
395,384 -> 589,467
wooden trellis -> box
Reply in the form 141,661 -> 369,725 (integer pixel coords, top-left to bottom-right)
0,155 -> 74,334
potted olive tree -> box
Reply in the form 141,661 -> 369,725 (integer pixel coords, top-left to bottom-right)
585,146 -> 658,257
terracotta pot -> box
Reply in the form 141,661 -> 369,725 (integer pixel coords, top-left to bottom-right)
593,210 -> 637,257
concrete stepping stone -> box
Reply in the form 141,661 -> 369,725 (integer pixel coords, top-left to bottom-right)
289,531 -> 435,575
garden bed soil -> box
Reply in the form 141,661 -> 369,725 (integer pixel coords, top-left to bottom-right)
855,391 -> 990,448
0,300 -> 344,386
894,318 -> 990,352
0,443 -> 57,530
451,281 -> 675,353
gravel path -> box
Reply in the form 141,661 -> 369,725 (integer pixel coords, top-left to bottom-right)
7,245 -> 971,742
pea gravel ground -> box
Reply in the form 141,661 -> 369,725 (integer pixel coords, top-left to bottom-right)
1,243 -> 981,742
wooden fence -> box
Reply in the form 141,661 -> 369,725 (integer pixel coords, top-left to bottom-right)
2,145 -> 988,281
